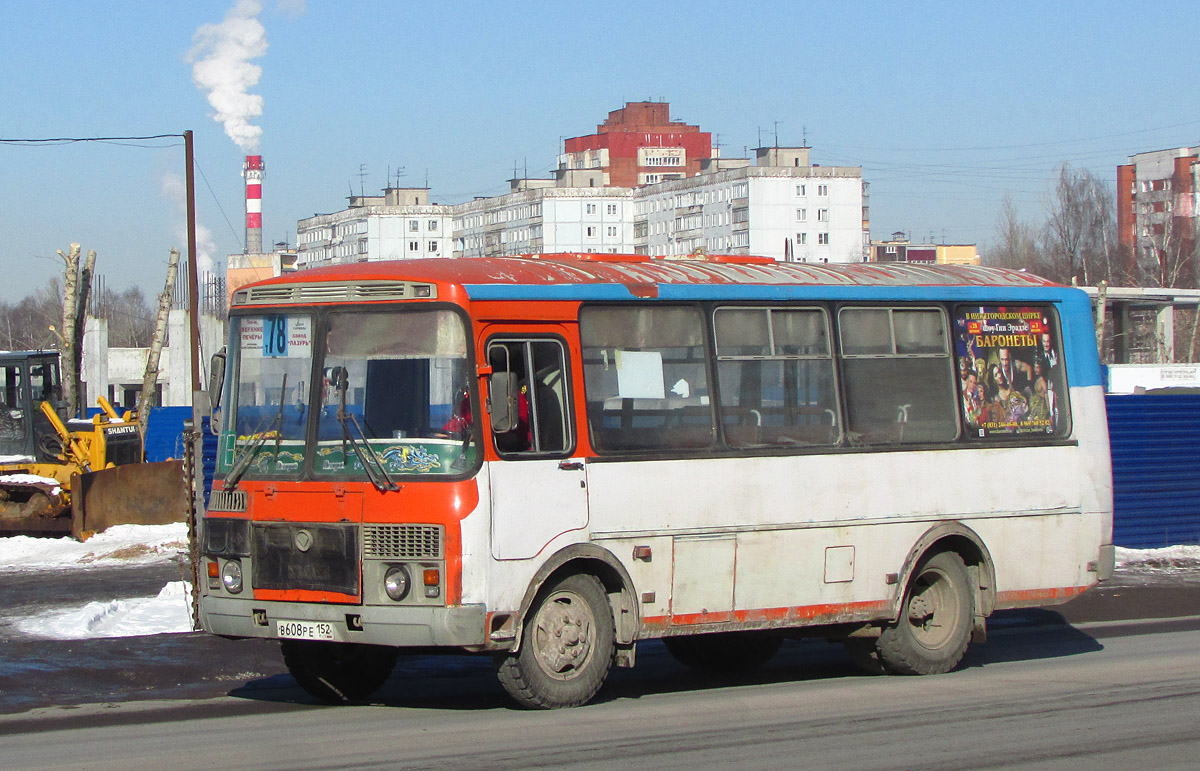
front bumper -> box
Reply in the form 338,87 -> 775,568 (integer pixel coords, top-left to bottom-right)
200,595 -> 487,648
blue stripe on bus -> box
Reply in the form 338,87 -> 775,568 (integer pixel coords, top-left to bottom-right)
462,283 -> 1103,388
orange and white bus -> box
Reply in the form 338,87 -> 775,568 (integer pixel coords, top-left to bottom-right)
198,253 -> 1114,708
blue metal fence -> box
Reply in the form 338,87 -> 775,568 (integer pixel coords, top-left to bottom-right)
1106,393 -> 1200,548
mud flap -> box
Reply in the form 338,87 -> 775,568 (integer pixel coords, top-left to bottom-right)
71,460 -> 187,540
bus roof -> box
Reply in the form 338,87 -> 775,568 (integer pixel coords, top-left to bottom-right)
237,254 -> 1071,305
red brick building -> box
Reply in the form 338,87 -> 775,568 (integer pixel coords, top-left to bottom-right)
559,102 -> 713,188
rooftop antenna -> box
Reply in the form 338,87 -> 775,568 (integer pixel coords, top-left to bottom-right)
424,168 -> 429,189
802,126 -> 809,148
358,164 -> 367,197
773,121 -> 780,149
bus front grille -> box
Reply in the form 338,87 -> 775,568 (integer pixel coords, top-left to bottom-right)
362,524 -> 443,559
252,523 -> 359,596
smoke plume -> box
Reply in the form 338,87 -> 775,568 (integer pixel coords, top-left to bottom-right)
188,0 -> 268,152
161,173 -> 217,276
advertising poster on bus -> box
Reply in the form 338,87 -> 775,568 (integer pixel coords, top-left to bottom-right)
954,306 -> 1066,437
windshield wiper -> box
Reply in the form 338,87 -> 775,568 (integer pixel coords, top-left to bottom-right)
336,376 -> 399,493
223,374 -> 285,491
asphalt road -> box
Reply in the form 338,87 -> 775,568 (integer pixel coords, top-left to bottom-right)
1,562 -> 1200,769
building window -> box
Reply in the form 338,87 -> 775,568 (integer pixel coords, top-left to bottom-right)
886,245 -> 897,254
409,220 -> 419,232
586,226 -> 597,237
818,184 -> 828,196
428,220 -> 438,231
797,184 -> 806,196
796,208 -> 807,222
409,240 -> 419,251
818,233 -> 830,245
607,226 -> 617,237
817,209 -> 828,222
586,203 -> 597,214
796,233 -> 807,245
429,240 -> 439,252
607,204 -> 618,215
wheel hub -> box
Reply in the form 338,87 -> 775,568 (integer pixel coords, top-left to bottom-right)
532,592 -> 594,678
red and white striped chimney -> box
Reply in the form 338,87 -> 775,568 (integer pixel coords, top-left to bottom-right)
243,155 -> 264,254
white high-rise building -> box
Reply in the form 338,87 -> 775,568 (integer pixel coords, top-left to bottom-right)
453,182 -> 634,258
293,148 -> 866,268
634,147 -> 867,263
296,188 -> 453,268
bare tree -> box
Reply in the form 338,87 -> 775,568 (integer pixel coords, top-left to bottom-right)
987,194 -> 1046,274
1043,164 -> 1117,285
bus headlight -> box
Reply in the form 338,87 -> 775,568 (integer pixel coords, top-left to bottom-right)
384,565 -> 411,601
221,559 -> 243,594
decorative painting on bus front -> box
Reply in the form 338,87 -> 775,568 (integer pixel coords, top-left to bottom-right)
954,305 -> 1067,437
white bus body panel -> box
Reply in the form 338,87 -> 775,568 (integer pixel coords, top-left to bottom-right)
469,383 -> 1111,630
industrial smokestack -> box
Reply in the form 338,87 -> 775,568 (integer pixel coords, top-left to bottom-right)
243,154 -> 263,254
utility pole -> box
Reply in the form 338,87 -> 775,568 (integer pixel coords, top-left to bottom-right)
184,130 -> 200,395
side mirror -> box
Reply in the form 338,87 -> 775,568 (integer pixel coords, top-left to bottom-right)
208,347 -> 227,410
488,372 -> 520,433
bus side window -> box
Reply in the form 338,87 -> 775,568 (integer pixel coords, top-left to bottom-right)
714,307 -> 840,447
839,307 -> 958,444
487,339 -> 572,456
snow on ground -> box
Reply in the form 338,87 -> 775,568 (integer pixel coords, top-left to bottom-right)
1,523 -> 196,638
0,522 -> 188,571
15,581 -> 194,639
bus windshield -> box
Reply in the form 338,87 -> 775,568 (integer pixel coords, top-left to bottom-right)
223,313 -> 315,477
220,308 -> 477,481
312,308 -> 476,479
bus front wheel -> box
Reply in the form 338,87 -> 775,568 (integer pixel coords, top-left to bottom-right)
281,640 -> 397,703
875,550 -> 973,675
495,573 -> 615,709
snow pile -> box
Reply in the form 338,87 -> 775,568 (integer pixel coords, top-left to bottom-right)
1115,544 -> 1200,570
0,472 -> 62,496
0,455 -> 35,464
0,523 -> 189,571
16,581 -> 194,639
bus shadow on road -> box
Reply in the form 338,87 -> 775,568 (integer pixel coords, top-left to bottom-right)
225,612 -> 1101,710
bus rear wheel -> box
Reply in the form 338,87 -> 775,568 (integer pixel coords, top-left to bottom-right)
876,551 -> 973,675
664,631 -> 782,673
281,640 -> 397,703
495,573 -> 615,709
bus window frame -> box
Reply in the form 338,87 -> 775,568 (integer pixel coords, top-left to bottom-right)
711,304 -> 843,449
222,301 -> 483,484
578,302 -> 718,455
484,333 -> 577,460
835,304 -> 960,446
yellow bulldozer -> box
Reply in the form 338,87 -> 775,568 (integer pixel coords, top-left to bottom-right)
0,350 -> 186,540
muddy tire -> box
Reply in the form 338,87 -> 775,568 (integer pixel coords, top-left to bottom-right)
664,632 -> 782,673
495,573 -> 615,709
876,551 -> 973,675
281,640 -> 397,703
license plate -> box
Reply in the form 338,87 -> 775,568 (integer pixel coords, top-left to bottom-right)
276,620 -> 339,641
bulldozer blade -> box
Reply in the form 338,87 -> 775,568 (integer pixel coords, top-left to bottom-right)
71,460 -> 187,540
0,480 -> 72,536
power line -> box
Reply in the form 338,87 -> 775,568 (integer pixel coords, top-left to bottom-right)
0,134 -> 183,147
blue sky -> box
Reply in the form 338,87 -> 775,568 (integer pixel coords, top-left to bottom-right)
2,0 -> 1198,302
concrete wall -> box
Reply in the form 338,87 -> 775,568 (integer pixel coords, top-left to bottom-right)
82,310 -> 226,410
